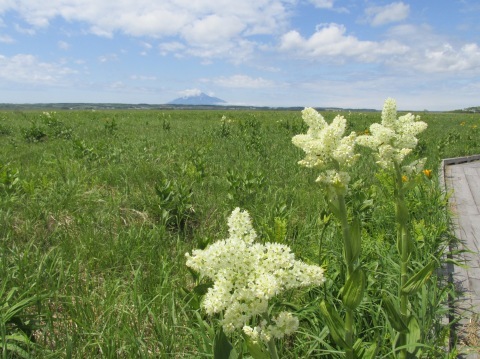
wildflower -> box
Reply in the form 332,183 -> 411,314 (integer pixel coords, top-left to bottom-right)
186,208 -> 324,338
423,169 -> 432,178
402,175 -> 408,182
269,311 -> 299,338
292,107 -> 358,189
460,121 -> 466,126
221,115 -> 232,124
356,98 -> 427,172
243,311 -> 299,343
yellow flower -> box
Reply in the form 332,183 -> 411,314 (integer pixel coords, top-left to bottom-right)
423,169 -> 432,178
460,121 -> 466,126
402,175 -> 408,182
472,125 -> 478,129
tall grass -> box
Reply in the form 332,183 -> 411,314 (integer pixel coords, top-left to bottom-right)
0,109 -> 478,357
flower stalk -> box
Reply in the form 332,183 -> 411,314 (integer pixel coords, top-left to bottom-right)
338,193 -> 354,359
395,163 -> 410,359
357,98 -> 428,358
267,336 -> 280,359
292,108 -> 363,358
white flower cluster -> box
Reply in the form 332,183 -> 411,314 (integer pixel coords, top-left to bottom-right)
356,98 -> 427,170
185,208 -> 325,338
292,107 -> 358,190
242,311 -> 299,343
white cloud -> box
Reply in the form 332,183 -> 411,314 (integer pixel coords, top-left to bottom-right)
179,88 -> 203,97
0,0 -> 292,61
0,34 -> 14,43
139,42 -> 152,56
159,42 -> 186,56
141,41 -> 152,50
397,43 -> 480,73
181,14 -> 245,45
279,23 -> 409,61
364,2 -> 409,27
130,75 -> 157,81
57,40 -> 70,50
210,74 -> 275,88
308,0 -> 335,9
14,23 -> 35,35
98,53 -> 118,63
384,24 -> 480,73
0,54 -> 76,84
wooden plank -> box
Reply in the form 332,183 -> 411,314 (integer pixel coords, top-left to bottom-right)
465,174 -> 480,207
442,157 -> 480,355
450,169 -> 480,215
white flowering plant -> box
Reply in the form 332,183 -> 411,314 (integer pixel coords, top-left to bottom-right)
356,98 -> 434,359
292,107 -> 368,359
356,98 -> 427,173
186,207 -> 324,358
292,107 -> 359,193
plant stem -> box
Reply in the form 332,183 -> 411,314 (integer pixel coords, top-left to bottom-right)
261,312 -> 280,359
395,164 -> 409,359
345,308 -> 354,359
338,193 -> 354,359
338,194 -> 353,277
267,337 -> 280,359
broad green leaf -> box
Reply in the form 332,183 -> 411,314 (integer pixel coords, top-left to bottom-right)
5,342 -> 31,359
342,267 -> 366,310
381,295 -> 408,333
244,335 -> 270,359
327,194 -> 342,220
401,260 -> 436,295
5,333 -> 33,345
348,219 -> 362,264
406,316 -> 421,355
214,327 -> 237,359
319,301 -> 349,349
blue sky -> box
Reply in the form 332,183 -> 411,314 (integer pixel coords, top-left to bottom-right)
0,0 -> 479,110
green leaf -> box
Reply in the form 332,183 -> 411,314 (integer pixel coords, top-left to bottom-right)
353,338 -> 364,358
349,219 -> 362,264
193,282 -> 213,296
362,342 -> 378,359
214,327 -> 237,359
353,339 -> 378,359
5,342 -> 31,359
342,267 -> 366,310
401,260 -> 436,295
406,316 -> 421,355
327,196 -> 342,220
381,295 -> 408,333
244,335 -> 269,359
319,301 -> 349,349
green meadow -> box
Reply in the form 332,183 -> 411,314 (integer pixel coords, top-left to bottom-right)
0,109 -> 479,358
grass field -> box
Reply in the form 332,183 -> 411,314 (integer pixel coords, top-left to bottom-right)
0,108 -> 479,358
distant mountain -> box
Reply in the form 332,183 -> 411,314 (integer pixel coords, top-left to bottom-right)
168,92 -> 226,105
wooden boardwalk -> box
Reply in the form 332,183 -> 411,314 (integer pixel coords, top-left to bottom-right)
442,155 -> 480,357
